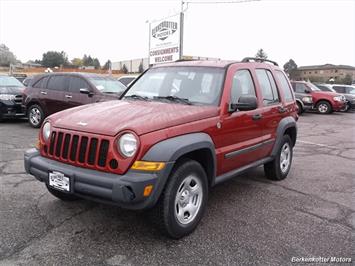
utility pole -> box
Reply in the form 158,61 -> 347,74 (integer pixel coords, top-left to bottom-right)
180,0 -> 184,60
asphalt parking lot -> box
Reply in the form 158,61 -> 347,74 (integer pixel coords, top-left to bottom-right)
0,112 -> 354,266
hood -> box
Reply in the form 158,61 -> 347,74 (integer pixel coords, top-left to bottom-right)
0,86 -> 24,95
50,100 -> 219,136
312,90 -> 340,96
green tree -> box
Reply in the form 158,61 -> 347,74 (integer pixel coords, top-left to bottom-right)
82,54 -> 94,66
0,44 -> 18,66
103,60 -> 111,70
122,64 -> 128,74
93,58 -> 101,69
71,57 -> 83,67
42,51 -> 68,67
255,49 -> 268,60
138,62 -> 144,73
283,59 -> 298,79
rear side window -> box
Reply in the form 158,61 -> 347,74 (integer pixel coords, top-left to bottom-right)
69,77 -> 90,93
33,76 -> 49,89
275,71 -> 294,102
333,86 -> 345,93
47,76 -> 69,91
255,69 -> 279,105
231,70 -> 256,102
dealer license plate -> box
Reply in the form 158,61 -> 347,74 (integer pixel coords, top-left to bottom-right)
49,171 -> 70,192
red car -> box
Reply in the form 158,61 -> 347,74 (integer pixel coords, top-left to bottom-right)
291,81 -> 346,114
25,58 -> 298,238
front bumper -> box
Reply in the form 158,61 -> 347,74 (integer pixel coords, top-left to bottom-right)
302,102 -> 313,111
332,101 -> 347,111
0,101 -> 25,118
24,149 -> 174,210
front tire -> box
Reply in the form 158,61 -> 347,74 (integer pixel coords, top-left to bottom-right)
46,184 -> 79,201
28,104 -> 44,128
296,102 -> 303,115
264,135 -> 293,181
316,101 -> 332,114
152,159 -> 208,239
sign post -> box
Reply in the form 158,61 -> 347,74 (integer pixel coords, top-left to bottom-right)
148,13 -> 182,65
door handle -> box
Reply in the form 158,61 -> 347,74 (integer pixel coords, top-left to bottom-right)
252,113 -> 263,120
40,91 -> 47,95
65,95 -> 72,99
278,106 -> 287,113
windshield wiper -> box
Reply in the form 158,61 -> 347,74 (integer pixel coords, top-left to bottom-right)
153,96 -> 192,105
124,94 -> 149,101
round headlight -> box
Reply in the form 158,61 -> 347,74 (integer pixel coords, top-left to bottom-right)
42,122 -> 51,141
118,133 -> 138,157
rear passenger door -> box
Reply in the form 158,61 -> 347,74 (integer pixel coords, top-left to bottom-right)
66,76 -> 94,109
254,68 -> 283,157
31,76 -> 50,114
45,75 -> 68,115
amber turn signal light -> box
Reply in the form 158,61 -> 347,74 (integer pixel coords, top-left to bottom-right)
131,161 -> 165,171
143,185 -> 154,197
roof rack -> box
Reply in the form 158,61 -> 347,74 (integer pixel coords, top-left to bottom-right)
241,57 -> 279,66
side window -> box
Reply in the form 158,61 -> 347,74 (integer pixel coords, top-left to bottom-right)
47,76 -> 69,91
295,83 -> 307,93
33,76 -> 49,89
69,77 -> 89,93
333,86 -> 345,93
275,71 -> 294,102
255,69 -> 279,105
231,69 -> 256,102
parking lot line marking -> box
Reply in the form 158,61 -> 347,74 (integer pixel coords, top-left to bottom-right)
298,140 -> 338,149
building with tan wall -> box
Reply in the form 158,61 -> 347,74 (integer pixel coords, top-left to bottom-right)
295,64 -> 355,83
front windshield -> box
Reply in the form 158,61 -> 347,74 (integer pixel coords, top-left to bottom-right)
88,77 -> 126,94
124,66 -> 225,105
0,76 -> 24,87
309,83 -> 321,91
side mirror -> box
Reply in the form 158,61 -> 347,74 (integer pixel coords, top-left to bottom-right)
229,95 -> 258,112
304,88 -> 311,93
79,88 -> 93,96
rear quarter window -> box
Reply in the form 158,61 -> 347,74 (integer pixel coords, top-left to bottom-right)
275,71 -> 294,102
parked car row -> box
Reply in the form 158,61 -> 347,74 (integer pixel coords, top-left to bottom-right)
291,81 -> 351,114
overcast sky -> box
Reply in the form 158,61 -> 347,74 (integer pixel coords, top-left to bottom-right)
0,0 -> 354,67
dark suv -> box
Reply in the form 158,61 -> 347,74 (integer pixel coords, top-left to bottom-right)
25,58 -> 298,238
0,75 -> 25,121
22,73 -> 126,127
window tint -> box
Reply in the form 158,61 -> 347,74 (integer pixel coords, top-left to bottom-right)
294,83 -> 307,93
47,76 -> 68,91
33,76 -> 49,89
69,77 -> 89,93
333,86 -> 345,93
275,71 -> 294,102
256,69 -> 279,105
231,70 -> 256,102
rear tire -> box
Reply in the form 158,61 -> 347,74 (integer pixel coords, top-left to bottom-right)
316,101 -> 332,114
264,135 -> 293,181
46,184 -> 79,201
296,102 -> 303,115
151,159 -> 208,239
28,104 -> 44,128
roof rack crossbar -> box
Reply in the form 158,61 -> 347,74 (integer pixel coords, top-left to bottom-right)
241,57 -> 279,66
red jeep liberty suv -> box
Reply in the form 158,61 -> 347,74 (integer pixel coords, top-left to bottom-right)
25,58 -> 298,238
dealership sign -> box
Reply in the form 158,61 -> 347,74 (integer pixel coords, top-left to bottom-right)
149,13 -> 182,65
